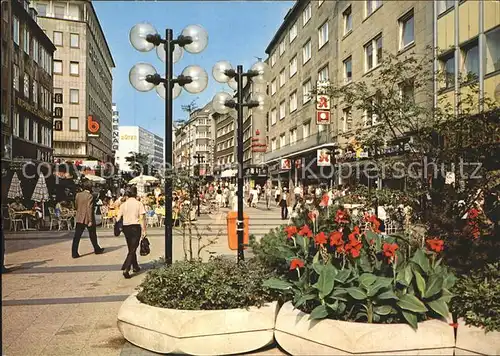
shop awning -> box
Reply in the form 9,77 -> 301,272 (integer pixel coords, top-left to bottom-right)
221,169 -> 237,178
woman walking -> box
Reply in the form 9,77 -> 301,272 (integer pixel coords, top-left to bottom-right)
116,187 -> 147,279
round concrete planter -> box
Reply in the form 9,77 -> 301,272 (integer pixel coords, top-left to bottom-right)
117,293 -> 279,355
275,302 -> 455,355
455,318 -> 500,355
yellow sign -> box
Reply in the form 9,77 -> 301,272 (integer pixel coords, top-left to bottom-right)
120,134 -> 137,140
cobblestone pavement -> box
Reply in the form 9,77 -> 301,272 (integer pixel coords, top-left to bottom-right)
1,203 -> 287,356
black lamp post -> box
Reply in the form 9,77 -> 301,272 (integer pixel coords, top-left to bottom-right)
129,23 -> 209,265
211,61 -> 270,263
193,153 -> 205,217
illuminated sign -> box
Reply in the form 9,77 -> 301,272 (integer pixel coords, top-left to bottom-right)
120,134 -> 137,141
87,115 -> 100,138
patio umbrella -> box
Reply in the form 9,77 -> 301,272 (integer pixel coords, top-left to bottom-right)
83,174 -> 106,184
7,172 -> 23,199
128,175 -> 159,185
31,175 -> 50,218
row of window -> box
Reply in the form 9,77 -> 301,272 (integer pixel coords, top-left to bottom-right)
216,122 -> 235,138
13,17 -> 53,74
216,154 -> 235,166
216,138 -> 234,152
12,112 -> 52,147
35,2 -> 83,21
270,78 -> 315,126
52,87 -> 80,104
270,121 -> 314,152
53,59 -> 80,76
13,65 -> 52,112
52,31 -> 80,48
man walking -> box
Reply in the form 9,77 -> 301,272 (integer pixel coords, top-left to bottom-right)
72,181 -> 104,258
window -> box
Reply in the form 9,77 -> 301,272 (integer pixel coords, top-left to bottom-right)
53,60 -> 62,74
462,41 -> 479,79
290,128 -> 297,145
23,74 -> 30,98
54,4 -> 65,18
318,22 -> 329,49
13,112 -> 19,137
70,33 -> 79,48
289,56 -> 297,77
343,6 -> 352,35
13,65 -> 19,91
24,117 -> 30,140
318,66 -> 329,82
303,3 -> 312,26
53,31 -> 63,46
364,96 -> 381,126
271,108 -> 277,125
270,52 -> 277,67
366,0 -> 382,17
365,35 -> 382,71
303,79 -> 312,103
279,68 -> 286,87
280,134 -> 286,148
485,27 -> 500,74
271,138 -> 277,151
303,39 -> 311,64
23,29 -> 30,54
271,79 -> 277,96
289,22 -> 297,43
70,117 -> 79,131
440,53 -> 455,89
303,121 -> 311,140
290,91 -> 298,112
36,3 -> 47,16
279,40 -> 285,56
13,17 -> 19,45
399,10 -> 414,49
279,101 -> 286,120
32,81 -> 38,106
70,61 -> 79,76
33,39 -> 39,63
70,89 -> 79,104
437,0 -> 454,15
342,107 -> 352,132
33,121 -> 38,143
343,57 -> 352,83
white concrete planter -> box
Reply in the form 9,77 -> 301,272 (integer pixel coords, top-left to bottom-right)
117,293 -> 278,355
275,302 -> 455,355
455,318 -> 500,355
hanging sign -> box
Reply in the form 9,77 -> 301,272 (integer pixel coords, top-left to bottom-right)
316,110 -> 330,125
317,149 -> 331,167
316,94 -> 330,110
280,159 -> 291,170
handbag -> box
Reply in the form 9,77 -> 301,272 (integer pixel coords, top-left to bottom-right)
140,236 -> 150,256
113,218 -> 123,237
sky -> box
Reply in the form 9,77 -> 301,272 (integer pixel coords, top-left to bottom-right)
93,0 -> 295,137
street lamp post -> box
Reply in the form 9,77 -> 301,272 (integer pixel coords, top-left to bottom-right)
129,23 -> 209,265
193,153 -> 205,217
211,61 -> 270,263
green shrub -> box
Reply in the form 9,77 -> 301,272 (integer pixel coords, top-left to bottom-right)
451,263 -> 500,332
136,257 -> 280,310
249,227 -> 291,274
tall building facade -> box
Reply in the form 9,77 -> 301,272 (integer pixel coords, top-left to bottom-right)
32,0 -> 115,163
1,0 -> 56,173
116,125 -> 164,173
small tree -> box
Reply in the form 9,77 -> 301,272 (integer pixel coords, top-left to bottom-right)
125,152 -> 150,176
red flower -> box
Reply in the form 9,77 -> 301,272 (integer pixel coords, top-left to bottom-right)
471,225 -> 480,239
290,258 -> 305,270
334,209 -> 349,224
345,227 -> 362,258
298,225 -> 313,238
468,208 -> 479,219
365,214 -> 381,233
314,232 -> 328,246
426,238 -> 444,253
383,243 -> 399,261
308,210 -> 318,222
319,194 -> 329,207
285,225 -> 298,239
348,226 -> 361,242
329,231 -> 343,246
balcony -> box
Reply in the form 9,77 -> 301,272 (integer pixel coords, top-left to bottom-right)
263,129 -> 333,163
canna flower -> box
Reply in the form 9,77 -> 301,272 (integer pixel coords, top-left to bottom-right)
289,258 -> 305,270
298,225 -> 313,238
308,210 -> 319,222
334,209 -> 349,224
329,231 -> 343,247
383,243 -> 399,264
319,194 -> 329,208
314,232 -> 328,246
426,238 -> 444,253
345,238 -> 362,258
285,225 -> 298,239
468,208 -> 479,219
365,214 -> 381,233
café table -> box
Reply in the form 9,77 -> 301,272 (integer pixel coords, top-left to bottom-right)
16,210 -> 37,231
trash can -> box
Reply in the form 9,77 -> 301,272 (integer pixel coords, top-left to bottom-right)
227,211 -> 249,250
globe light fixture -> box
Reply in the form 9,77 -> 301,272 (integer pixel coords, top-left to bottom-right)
211,92 -> 233,114
129,62 -> 157,92
250,61 -> 270,84
156,76 -> 182,99
228,76 -> 247,91
156,43 -> 184,64
212,60 -> 233,83
250,92 -> 271,114
129,23 -> 158,52
181,24 -> 208,54
181,65 -> 208,94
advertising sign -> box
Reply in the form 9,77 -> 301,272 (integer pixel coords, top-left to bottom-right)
280,159 -> 291,170
87,115 -> 100,138
316,94 -> 330,110
317,149 -> 331,167
316,110 -> 330,125
112,114 -> 119,152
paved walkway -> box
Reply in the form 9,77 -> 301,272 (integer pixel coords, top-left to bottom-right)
2,203 -> 287,355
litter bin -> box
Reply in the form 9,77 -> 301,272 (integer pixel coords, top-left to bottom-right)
227,211 -> 249,250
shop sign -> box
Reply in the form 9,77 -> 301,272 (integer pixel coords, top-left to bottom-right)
112,114 -> 119,151
316,95 -> 330,110
16,97 -> 50,121
280,159 -> 291,170
295,159 -> 302,169
317,149 -> 331,166
316,110 -> 330,125
54,93 -> 63,104
54,119 -> 63,131
53,107 -> 63,118
87,115 -> 100,138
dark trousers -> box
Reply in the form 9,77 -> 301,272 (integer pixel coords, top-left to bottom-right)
280,200 -> 288,219
72,223 -> 101,256
121,225 -> 141,272
1,227 -> 5,270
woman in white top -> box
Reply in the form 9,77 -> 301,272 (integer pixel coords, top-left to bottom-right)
116,186 -> 147,279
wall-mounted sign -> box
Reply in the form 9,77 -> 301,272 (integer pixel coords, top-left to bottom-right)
317,149 -> 331,166
87,115 -> 100,138
280,159 -> 291,170
120,134 -> 137,141
295,159 -> 302,169
54,93 -> 63,104
54,119 -> 63,131
53,107 -> 63,118
316,95 -> 330,110
316,110 -> 330,125
112,113 -> 119,151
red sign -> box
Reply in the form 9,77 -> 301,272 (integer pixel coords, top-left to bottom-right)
317,149 -> 331,166
87,115 -> 100,138
316,95 -> 330,110
316,110 -> 330,125
280,159 -> 291,170
295,159 -> 302,169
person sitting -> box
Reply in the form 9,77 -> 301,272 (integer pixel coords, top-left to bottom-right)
32,202 -> 44,229
10,197 -> 26,212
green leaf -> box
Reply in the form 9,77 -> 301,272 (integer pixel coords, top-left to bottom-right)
365,230 -> 378,243
377,290 -> 399,300
359,254 -> 374,273
397,294 -> 428,313
359,273 -> 377,287
424,275 -> 444,299
402,310 -> 418,330
313,251 -> 319,264
346,287 -> 367,300
439,288 -> 453,303
331,288 -> 348,299
295,293 -> 317,308
310,304 -> 329,320
397,264 -> 413,286
335,269 -> 351,283
411,249 -> 430,274
263,278 -> 293,290
374,305 -> 393,315
367,278 -> 393,297
414,270 -> 426,296
326,300 -> 339,312
317,264 -> 336,298
427,299 -> 450,319
313,262 -> 324,276
443,273 -> 457,289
